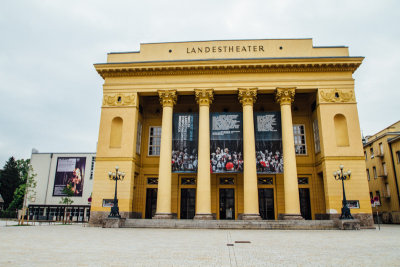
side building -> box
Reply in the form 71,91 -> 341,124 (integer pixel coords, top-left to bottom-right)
364,121 -> 400,223
27,151 -> 96,222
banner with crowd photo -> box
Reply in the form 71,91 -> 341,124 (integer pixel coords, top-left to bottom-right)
254,112 -> 283,174
210,112 -> 243,173
172,113 -> 199,173
53,157 -> 86,196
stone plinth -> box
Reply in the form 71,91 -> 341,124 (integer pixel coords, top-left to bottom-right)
336,219 -> 361,230
102,218 -> 126,228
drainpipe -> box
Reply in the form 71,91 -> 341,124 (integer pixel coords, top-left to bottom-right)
388,143 -> 400,207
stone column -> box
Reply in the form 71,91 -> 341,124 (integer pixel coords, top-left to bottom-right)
238,88 -> 261,220
194,89 -> 214,220
275,88 -> 303,220
153,90 -> 177,219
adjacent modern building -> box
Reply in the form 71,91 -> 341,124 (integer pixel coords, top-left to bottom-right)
27,151 -> 96,221
364,121 -> 400,223
89,39 -> 373,227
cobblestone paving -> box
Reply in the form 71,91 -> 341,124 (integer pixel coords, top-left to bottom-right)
0,221 -> 399,267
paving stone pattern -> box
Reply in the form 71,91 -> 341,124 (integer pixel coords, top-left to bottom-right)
0,222 -> 399,267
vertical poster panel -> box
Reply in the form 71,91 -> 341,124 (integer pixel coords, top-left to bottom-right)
53,157 -> 86,196
172,113 -> 199,173
254,112 -> 283,173
210,112 -> 243,173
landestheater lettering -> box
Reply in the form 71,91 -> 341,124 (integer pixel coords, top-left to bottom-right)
90,39 -> 374,228
186,45 -> 265,54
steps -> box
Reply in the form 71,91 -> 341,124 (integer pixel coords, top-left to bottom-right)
122,219 -> 337,230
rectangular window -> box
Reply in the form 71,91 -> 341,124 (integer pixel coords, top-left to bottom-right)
293,124 -> 307,155
90,156 -> 96,180
373,166 -> 377,179
312,119 -> 320,153
148,126 -> 162,156
364,151 -> 367,161
397,151 -> 400,164
385,183 -> 391,198
366,169 -> 370,181
376,190 -> 381,201
379,143 -> 384,155
369,192 -> 373,200
370,147 -> 374,158
382,162 -> 387,176
136,121 -> 142,154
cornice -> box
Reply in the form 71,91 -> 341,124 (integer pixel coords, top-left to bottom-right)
94,57 -> 363,79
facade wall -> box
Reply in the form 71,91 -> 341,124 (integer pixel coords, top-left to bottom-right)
90,39 -> 372,225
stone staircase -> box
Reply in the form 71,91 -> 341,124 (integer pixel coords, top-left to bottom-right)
122,219 -> 338,230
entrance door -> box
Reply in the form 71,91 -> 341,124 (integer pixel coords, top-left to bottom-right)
219,188 -> 235,220
180,188 -> 196,219
258,188 -> 275,220
145,188 -> 157,219
299,188 -> 311,220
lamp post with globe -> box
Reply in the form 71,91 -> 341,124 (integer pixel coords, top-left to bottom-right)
108,166 -> 125,218
333,165 -> 354,219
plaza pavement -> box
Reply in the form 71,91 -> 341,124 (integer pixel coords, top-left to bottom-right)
0,220 -> 399,267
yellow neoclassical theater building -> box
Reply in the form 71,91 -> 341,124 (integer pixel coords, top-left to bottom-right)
90,39 -> 373,227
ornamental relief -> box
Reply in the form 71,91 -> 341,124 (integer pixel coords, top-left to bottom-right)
102,93 -> 137,107
319,89 -> 355,103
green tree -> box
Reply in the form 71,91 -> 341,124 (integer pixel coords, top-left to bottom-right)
60,185 -> 74,224
0,157 -> 21,211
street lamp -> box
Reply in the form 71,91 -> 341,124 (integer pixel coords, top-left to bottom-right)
108,166 -> 126,218
333,165 -> 354,219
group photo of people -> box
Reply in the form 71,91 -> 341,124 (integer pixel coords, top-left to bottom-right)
255,142 -> 283,173
171,146 -> 198,172
210,141 -> 243,173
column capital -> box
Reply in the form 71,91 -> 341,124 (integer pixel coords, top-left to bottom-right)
195,89 -> 214,106
275,88 -> 296,105
158,90 -> 177,107
238,88 -> 257,106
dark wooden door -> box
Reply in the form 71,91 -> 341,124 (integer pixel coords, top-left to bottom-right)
180,188 -> 196,219
219,188 -> 235,220
145,188 -> 157,219
299,188 -> 311,220
258,188 -> 275,220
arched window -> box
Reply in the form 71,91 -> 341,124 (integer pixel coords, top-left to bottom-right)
334,114 -> 349,147
110,117 -> 123,148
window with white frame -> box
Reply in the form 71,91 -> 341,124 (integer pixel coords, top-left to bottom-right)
90,157 -> 96,180
312,119 -> 320,153
382,162 -> 387,176
366,169 -> 370,181
293,124 -> 307,155
148,126 -> 161,156
373,166 -> 377,179
370,147 -> 374,158
136,121 -> 142,154
379,143 -> 384,155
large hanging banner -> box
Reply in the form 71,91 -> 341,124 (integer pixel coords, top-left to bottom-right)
172,113 -> 199,173
254,112 -> 283,173
53,157 -> 86,196
210,112 -> 243,173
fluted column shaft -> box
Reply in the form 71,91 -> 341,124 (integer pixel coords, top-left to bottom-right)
239,88 -> 261,220
275,88 -> 303,220
194,89 -> 214,220
154,90 -> 177,219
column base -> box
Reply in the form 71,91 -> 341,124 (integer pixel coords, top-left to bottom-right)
242,214 -> 262,220
153,213 -> 174,219
278,213 -> 304,220
193,214 -> 213,220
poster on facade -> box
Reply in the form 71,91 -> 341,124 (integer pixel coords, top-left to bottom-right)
210,112 -> 243,173
254,112 -> 283,173
53,157 -> 86,196
172,113 -> 199,173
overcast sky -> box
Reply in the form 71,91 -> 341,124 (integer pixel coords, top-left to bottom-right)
0,0 -> 399,166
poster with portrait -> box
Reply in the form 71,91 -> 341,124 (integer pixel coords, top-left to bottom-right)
210,112 -> 243,173
254,112 -> 283,174
53,157 -> 86,196
172,113 -> 199,173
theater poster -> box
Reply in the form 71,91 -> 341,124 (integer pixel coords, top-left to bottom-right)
210,112 -> 243,173
254,112 -> 283,174
53,157 -> 86,196
172,113 -> 199,173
